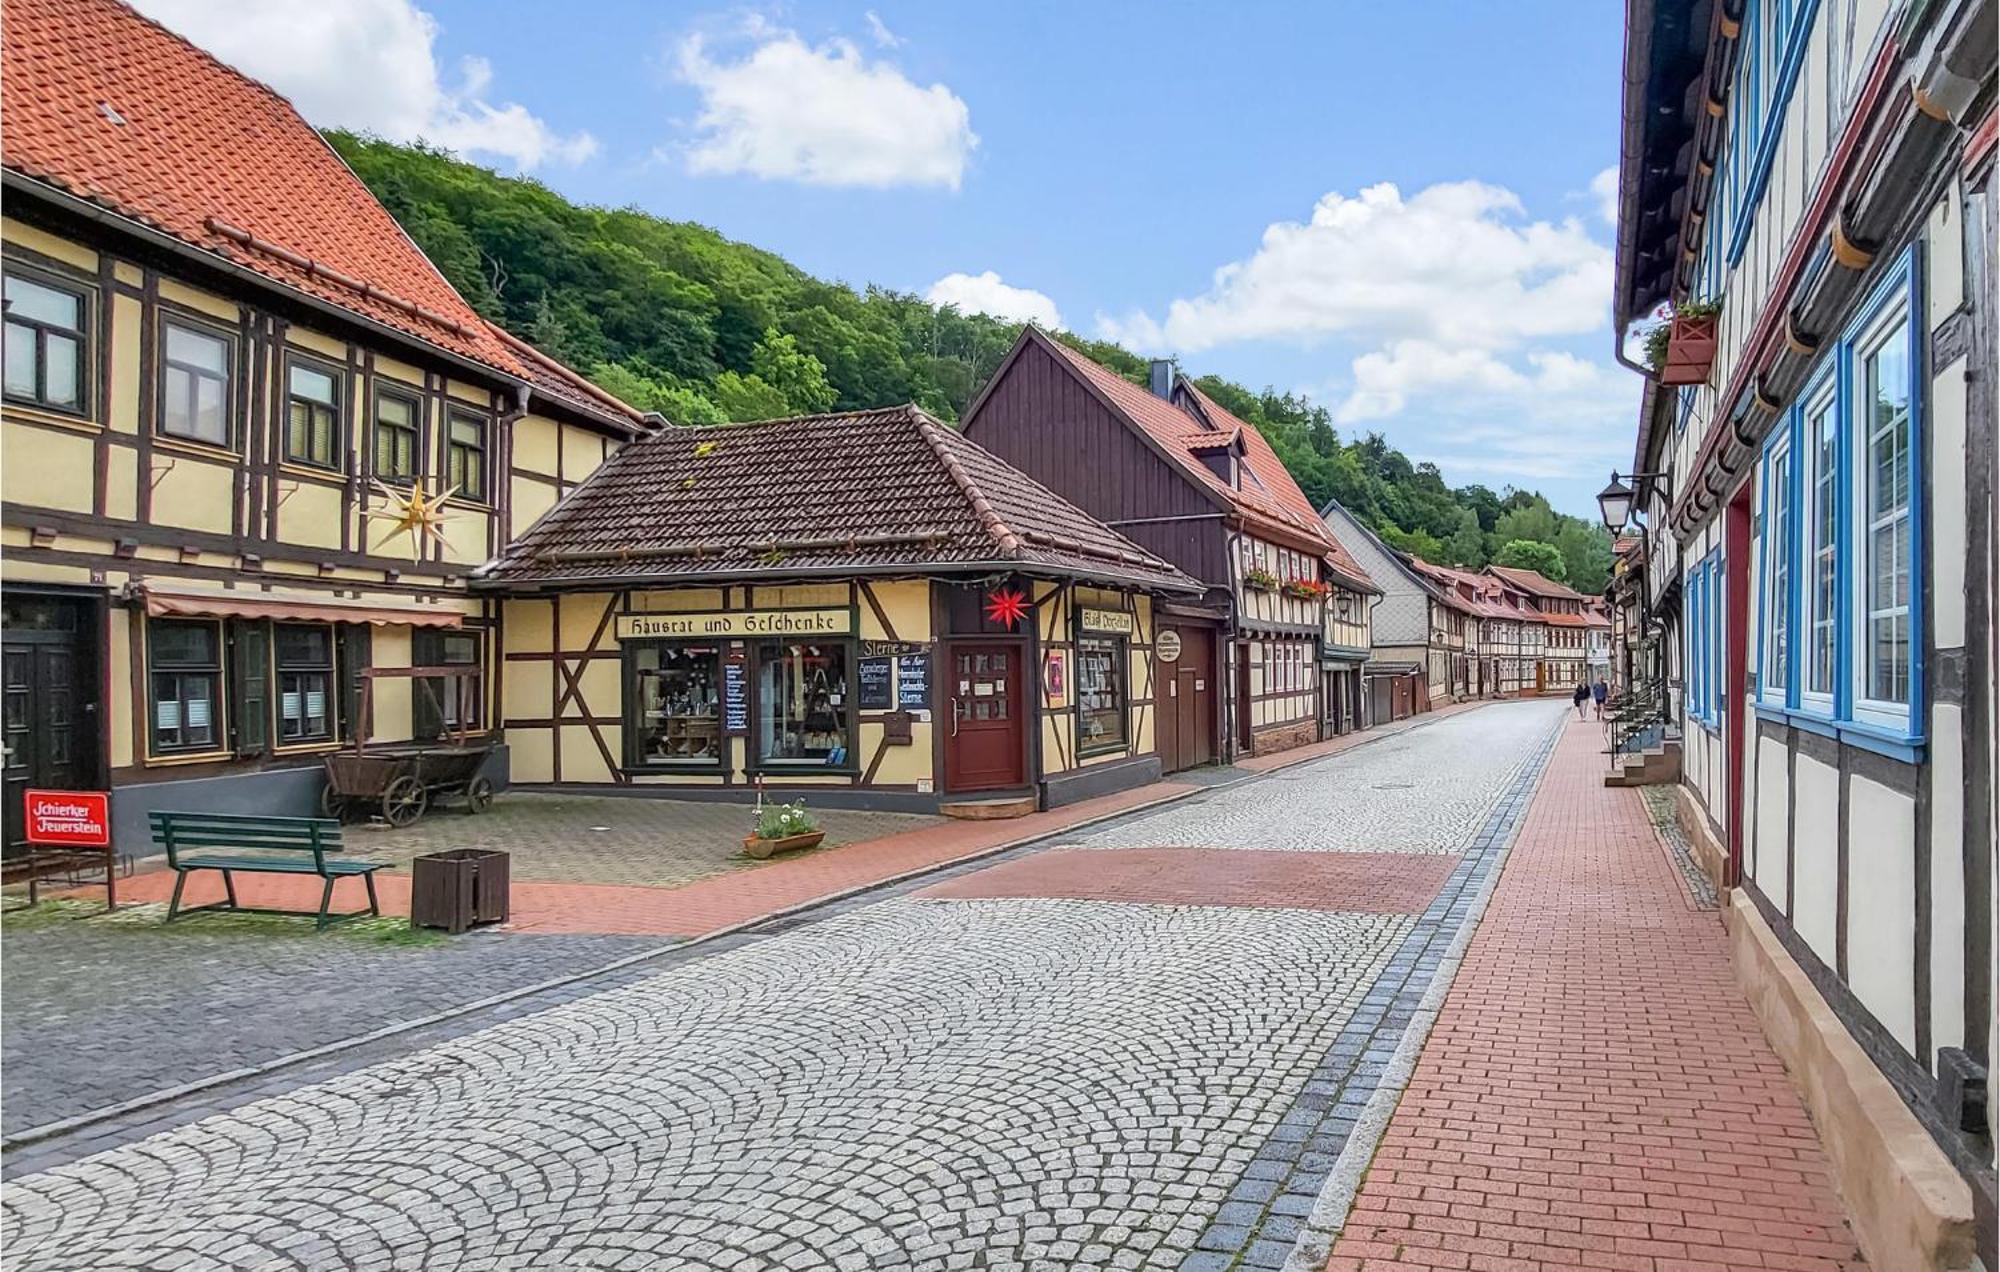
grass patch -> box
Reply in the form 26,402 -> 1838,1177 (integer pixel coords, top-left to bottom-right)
2,897 -> 443,946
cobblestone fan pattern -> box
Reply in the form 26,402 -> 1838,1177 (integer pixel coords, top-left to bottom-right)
4,899 -> 1412,1271
339,794 -> 942,888
0,921 -> 658,1137
1327,718 -> 1863,1271
1085,703 -> 1560,854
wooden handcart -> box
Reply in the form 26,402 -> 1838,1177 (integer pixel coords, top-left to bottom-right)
320,668 -> 495,828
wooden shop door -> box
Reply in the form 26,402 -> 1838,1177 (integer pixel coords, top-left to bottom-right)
943,643 -> 1025,792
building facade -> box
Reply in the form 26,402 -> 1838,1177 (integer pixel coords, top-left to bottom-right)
0,0 -> 649,854
478,406 -> 1200,812
963,328 -> 1377,770
1613,0 -> 1995,1263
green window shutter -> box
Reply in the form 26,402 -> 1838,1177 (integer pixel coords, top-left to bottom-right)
233,620 -> 269,757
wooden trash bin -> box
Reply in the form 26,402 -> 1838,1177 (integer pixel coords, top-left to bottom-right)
410,848 -> 510,934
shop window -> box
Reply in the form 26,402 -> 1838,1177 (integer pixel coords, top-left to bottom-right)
285,358 -> 341,469
150,619 -> 222,753
374,389 -> 420,479
1077,636 -> 1127,754
757,642 -> 850,766
160,318 -> 233,446
275,623 -> 335,743
1855,307 -> 1913,724
3,268 -> 88,414
446,410 -> 487,501
630,643 -> 721,766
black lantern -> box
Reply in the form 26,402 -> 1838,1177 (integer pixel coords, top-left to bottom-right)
1596,473 -> 1635,532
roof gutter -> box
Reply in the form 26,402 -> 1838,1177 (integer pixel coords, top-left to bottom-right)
470,559 -> 1207,597
4,171 -> 525,397
1612,0 -> 1665,349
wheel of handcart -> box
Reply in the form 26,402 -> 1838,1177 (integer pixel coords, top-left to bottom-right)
382,775 -> 429,827
465,776 -> 494,814
319,784 -> 347,822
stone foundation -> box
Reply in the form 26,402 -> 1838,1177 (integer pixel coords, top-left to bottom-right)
1249,718 -> 1319,757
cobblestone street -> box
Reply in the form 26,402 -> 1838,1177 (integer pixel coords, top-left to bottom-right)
5,703 -> 1572,1269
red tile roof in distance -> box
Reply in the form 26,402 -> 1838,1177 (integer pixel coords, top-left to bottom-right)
1487,564 -> 1589,601
1031,334 -> 1375,592
478,405 -> 1204,593
2,0 -> 642,431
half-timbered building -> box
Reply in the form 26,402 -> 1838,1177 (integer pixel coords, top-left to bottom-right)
962,328 -> 1377,770
0,0 -> 650,852
1613,0 -> 1995,1263
475,406 -> 1201,813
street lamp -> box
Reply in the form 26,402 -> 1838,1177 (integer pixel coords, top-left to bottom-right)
1596,474 -> 1635,532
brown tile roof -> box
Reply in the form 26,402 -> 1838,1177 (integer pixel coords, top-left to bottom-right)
1487,564 -> 1589,601
1,0 -> 644,433
1030,335 -> 1375,591
477,405 -> 1204,592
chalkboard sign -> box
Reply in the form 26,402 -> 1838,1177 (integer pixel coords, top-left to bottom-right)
858,657 -> 895,710
722,660 -> 748,734
896,653 -> 930,710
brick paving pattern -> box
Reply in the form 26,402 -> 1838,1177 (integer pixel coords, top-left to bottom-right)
922,847 -> 1459,914
1325,715 -> 1863,1271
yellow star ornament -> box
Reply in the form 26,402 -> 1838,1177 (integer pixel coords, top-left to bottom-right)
365,478 -> 460,559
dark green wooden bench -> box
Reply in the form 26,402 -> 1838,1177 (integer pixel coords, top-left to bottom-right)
149,811 -> 384,931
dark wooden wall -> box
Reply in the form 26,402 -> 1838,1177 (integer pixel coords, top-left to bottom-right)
963,340 -> 1225,584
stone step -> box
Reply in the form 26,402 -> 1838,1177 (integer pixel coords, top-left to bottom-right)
938,795 -> 1038,821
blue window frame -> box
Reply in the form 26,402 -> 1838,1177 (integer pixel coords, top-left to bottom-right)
1686,551 -> 1725,732
1748,244 -> 1924,758
1725,0 -> 1824,265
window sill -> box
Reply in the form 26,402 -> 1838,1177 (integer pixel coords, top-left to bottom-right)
154,434 -> 242,464
3,402 -> 100,433
143,748 -> 233,767
272,740 -> 343,756
621,761 -> 727,775
1751,704 -> 1924,763
277,461 -> 348,483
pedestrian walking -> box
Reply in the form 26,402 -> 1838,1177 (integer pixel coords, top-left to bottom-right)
1572,679 -> 1590,720
1592,677 -> 1608,721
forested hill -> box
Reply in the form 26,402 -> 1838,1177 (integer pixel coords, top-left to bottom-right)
330,134 -> 1612,594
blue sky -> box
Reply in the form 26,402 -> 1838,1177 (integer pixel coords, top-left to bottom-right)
139,0 -> 1639,518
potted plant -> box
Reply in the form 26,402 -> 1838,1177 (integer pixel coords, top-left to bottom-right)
1242,567 -> 1279,591
1646,297 -> 1722,386
1282,578 -> 1329,603
743,798 -> 825,859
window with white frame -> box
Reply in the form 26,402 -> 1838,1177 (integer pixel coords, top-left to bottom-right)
1759,429 -> 1793,705
1748,246 -> 1923,751
1853,300 -> 1914,728
1801,383 -> 1838,711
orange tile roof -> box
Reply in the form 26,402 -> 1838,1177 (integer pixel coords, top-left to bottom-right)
1487,564 -> 1589,601
1033,334 -> 1376,592
2,0 -> 643,432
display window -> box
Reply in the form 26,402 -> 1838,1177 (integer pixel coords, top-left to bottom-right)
757,642 -> 851,766
1076,635 -> 1127,754
629,643 -> 723,766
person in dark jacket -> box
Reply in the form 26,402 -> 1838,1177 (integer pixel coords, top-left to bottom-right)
1572,679 -> 1590,720
1592,677 -> 1609,720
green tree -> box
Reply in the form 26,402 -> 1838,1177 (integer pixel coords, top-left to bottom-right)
712,371 -> 793,422
1445,510 -> 1487,569
1493,539 -> 1568,582
748,328 -> 837,415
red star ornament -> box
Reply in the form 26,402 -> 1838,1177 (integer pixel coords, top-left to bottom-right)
983,587 -> 1029,628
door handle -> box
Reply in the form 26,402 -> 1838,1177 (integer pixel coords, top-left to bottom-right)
950,697 -> 961,738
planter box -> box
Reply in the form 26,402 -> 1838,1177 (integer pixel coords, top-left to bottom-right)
1659,313 -> 1718,386
410,848 -> 510,934
742,830 -> 825,860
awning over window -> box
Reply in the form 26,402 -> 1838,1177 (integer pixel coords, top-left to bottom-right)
136,585 -> 465,629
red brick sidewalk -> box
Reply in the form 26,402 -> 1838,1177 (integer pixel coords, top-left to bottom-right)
1327,715 -> 1864,1272
84,781 -> 1195,938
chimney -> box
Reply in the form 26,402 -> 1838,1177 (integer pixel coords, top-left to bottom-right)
1148,359 -> 1175,399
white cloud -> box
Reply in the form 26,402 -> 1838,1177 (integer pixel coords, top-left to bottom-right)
1589,166 -> 1619,226
926,271 -> 1063,328
132,0 -> 597,169
1096,179 -> 1609,354
864,10 -> 902,48
672,21 -> 976,189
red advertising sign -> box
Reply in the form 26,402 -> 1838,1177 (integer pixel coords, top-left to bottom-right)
24,789 -> 111,846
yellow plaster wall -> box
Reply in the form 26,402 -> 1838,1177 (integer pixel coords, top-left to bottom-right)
513,414 -> 561,477
3,218 -> 97,270
509,476 -> 560,537
2,422 -> 94,510
108,614 -> 136,769
149,455 -> 236,532
369,627 -> 415,745
110,294 -> 142,432
274,480 -> 344,550
156,277 -> 239,323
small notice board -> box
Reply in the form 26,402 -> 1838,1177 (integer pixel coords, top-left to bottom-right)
722,659 -> 748,734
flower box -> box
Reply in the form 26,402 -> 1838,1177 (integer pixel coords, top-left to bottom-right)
741,830 -> 825,860
1242,568 -> 1279,591
1282,579 -> 1329,603
1657,312 -> 1718,386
